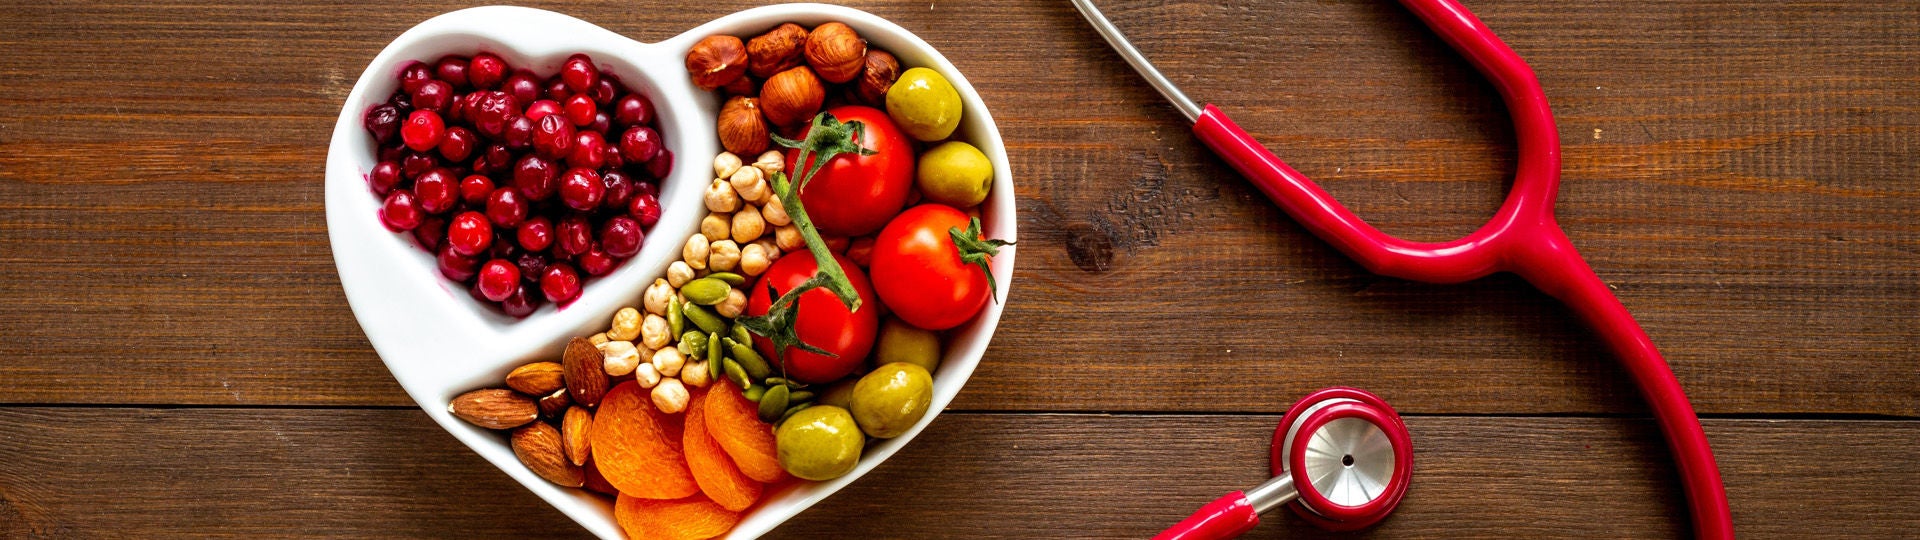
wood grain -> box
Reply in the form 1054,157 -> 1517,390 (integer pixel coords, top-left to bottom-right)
1,409 -> 1914,538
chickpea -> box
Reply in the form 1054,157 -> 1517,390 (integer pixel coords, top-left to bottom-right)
683,233 -> 711,270
608,307 -> 642,341
666,260 -> 696,288
640,313 -> 672,350
731,205 -> 766,244
751,237 -> 782,260
643,278 -> 675,316
634,362 -> 663,389
651,378 -> 690,414
708,239 -> 742,272
740,243 -> 772,276
713,152 -> 743,180
775,224 -> 804,252
730,166 -> 769,204
760,194 -> 791,226
699,213 -> 731,242
601,340 -> 641,377
682,361 -> 712,388
715,288 -> 748,318
704,178 -> 741,213
753,150 -> 785,178
588,333 -> 610,346
651,347 -> 686,378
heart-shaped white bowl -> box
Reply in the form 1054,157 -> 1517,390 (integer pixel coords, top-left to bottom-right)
325,4 -> 1015,538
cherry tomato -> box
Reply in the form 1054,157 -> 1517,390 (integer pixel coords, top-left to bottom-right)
870,204 -> 994,331
745,253 -> 879,384
785,105 -> 914,237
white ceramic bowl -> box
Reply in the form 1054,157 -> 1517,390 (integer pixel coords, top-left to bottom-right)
323,4 -> 1016,538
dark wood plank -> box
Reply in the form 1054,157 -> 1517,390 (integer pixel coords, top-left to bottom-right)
1,409 -> 1914,538
0,0 -> 1914,416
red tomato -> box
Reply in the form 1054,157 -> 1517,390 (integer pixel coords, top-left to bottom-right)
870,204 -> 994,331
785,105 -> 914,237
745,253 -> 879,384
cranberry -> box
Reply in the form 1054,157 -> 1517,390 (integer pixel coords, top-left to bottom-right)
459,174 -> 494,205
644,148 -> 674,180
473,259 -> 521,301
400,62 -> 434,94
369,161 -> 402,196
544,76 -> 572,101
514,252 -> 549,283
502,115 -> 534,150
499,284 -> 540,317
627,192 -> 661,228
540,262 -> 583,304
471,144 -> 514,177
531,114 -> 575,161
447,211 -> 494,257
635,180 -> 659,198
504,70 -> 542,105
602,170 -> 636,210
400,110 -> 446,152
437,126 -> 475,162
561,54 -> 598,93
613,94 -> 654,127
524,99 -> 562,121
569,131 -> 608,171
558,168 -> 605,211
437,244 -> 480,281
413,216 -> 448,251
589,78 -> 616,106
516,216 -> 554,252
412,79 -> 453,111
485,187 -> 530,227
468,91 -> 518,139
381,189 -> 424,231
401,151 -> 437,179
555,215 -> 593,258
512,154 -> 559,201
386,90 -> 413,114
600,216 -> 644,258
468,53 -> 508,90
489,230 -> 519,259
364,104 -> 402,145
601,143 -> 625,170
378,145 -> 405,164
588,112 -> 611,135
563,94 -> 597,127
618,126 -> 661,163
413,169 -> 458,214
434,55 -> 470,88
578,247 -> 617,276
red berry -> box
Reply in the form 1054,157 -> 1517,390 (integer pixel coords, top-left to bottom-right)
437,126 -> 476,162
486,187 -> 530,227
513,154 -> 559,201
532,114 -> 575,161
569,131 -> 607,171
413,169 -> 458,214
447,211 -> 494,257
476,259 -> 521,301
400,62 -> 434,94
561,54 -> 597,92
381,189 -> 423,232
613,94 -> 654,127
468,91 -> 518,139
469,53 -> 508,90
558,168 -> 604,211
412,79 -> 453,111
627,192 -> 661,228
543,76 -> 571,101
555,215 -> 593,258
515,252 -> 549,284
401,151 -> 437,179
502,115 -> 534,150
436,244 -> 480,281
472,144 -> 513,177
488,230 -> 519,260
588,112 -> 611,135
618,126 -> 660,163
504,70 -> 542,105
499,283 -> 540,317
524,99 -> 562,121
413,216 -> 447,251
578,247 -> 618,276
602,170 -> 636,210
458,174 -> 494,206
369,161 -> 402,196
563,94 -> 597,127
600,216 -> 644,258
517,216 -> 554,252
364,104 -> 402,145
434,55 -> 470,88
540,262 -> 583,304
644,148 -> 673,180
400,110 -> 446,152
589,78 -> 616,106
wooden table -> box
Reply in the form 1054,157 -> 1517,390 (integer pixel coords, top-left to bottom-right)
3,0 -> 1915,537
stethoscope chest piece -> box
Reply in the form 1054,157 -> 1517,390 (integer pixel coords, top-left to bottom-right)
1269,387 -> 1414,531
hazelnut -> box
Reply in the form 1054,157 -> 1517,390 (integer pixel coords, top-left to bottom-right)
721,74 -> 758,97
855,49 -> 901,106
747,23 -> 809,79
804,22 -> 867,84
760,66 -> 825,128
686,35 -> 748,90
717,96 -> 769,156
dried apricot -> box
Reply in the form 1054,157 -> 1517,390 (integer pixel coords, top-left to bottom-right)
684,389 -> 763,511
583,457 -> 618,496
615,493 -> 741,540
590,381 -> 699,499
705,381 -> 790,483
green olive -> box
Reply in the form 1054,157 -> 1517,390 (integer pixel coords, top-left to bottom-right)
873,318 -> 941,373
816,378 -> 860,410
775,405 -> 865,481
916,141 -> 993,208
885,67 -> 962,142
849,363 -> 933,439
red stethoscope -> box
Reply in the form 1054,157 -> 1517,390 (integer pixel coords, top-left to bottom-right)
1070,0 -> 1735,538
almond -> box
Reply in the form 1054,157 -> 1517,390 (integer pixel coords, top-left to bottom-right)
448,388 -> 538,430
537,387 -> 572,420
505,361 -> 565,395
511,422 -> 585,487
562,337 -> 609,408
561,405 -> 594,466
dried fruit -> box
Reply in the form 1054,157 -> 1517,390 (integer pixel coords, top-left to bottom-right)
804,22 -> 866,84
705,382 -> 789,483
512,421 -> 585,487
760,66 -> 825,128
684,389 -> 763,511
583,457 -> 620,495
717,96 -> 770,156
448,388 -> 538,430
747,23 -> 809,79
562,337 -> 610,408
591,382 -> 700,499
687,35 -> 748,90
615,493 -> 742,540
505,361 -> 565,395
562,405 -> 594,466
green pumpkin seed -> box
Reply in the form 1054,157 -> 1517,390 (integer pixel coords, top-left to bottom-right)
757,384 -> 790,423
723,359 -> 751,390
730,322 -> 752,348
787,390 -> 815,403
708,272 -> 747,286
744,383 -> 767,402
682,303 -> 725,334
681,278 -> 731,306
708,350 -> 725,382
726,338 -> 772,380
678,331 -> 708,358
778,402 -> 814,424
764,377 -> 808,390
707,331 -> 723,365
668,298 -> 684,337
